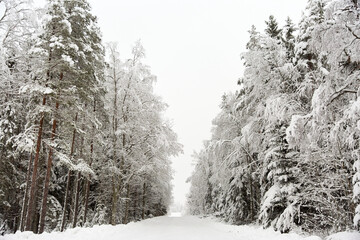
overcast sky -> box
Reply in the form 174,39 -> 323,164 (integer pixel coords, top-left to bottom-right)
89,0 -> 310,206
35,0 -> 309,206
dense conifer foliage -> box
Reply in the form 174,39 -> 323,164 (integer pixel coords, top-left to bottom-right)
0,0 -> 181,234
188,0 -> 360,234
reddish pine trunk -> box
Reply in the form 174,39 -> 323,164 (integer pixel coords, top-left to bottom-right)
72,125 -> 84,228
83,180 -> 91,225
38,98 -> 60,234
25,96 -> 46,232
61,113 -> 78,232
61,171 -> 72,232
83,100 -> 95,225
20,153 -> 33,231
72,171 -> 81,228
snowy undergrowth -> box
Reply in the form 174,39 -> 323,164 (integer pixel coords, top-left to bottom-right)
202,216 -> 359,240
1,216 -> 359,240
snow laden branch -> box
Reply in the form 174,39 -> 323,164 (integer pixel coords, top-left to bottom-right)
0,0 -> 181,234
188,0 -> 360,235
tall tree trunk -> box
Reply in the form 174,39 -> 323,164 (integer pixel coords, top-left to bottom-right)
13,216 -> 18,233
247,154 -> 254,220
82,149 -> 92,225
119,134 -> 127,223
25,96 -> 46,232
20,153 -> 32,231
110,176 -> 118,225
110,74 -> 119,225
110,157 -> 125,225
142,182 -> 146,220
72,171 -> 81,228
83,100 -> 95,225
61,171 -> 72,232
33,207 -> 40,234
132,189 -> 137,220
110,122 -> 118,226
83,143 -> 93,225
73,119 -> 85,228
31,165 -> 42,233
38,98 -> 60,234
61,113 -> 78,232
123,183 -> 130,224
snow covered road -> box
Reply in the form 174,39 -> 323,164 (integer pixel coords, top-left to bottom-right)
2,215 -> 359,240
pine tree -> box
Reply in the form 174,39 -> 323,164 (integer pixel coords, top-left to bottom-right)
246,25 -> 260,50
0,0 -> 181,233
265,15 -> 282,39
282,17 -> 296,61
60,0 -> 105,231
34,0 -> 72,232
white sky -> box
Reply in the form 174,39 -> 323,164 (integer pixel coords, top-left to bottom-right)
35,0 -> 308,206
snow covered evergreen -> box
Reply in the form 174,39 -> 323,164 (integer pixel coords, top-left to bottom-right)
1,0 -> 360,237
188,0 -> 360,235
0,0 -> 181,234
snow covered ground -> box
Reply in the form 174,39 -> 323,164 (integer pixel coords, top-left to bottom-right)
1,215 -> 359,240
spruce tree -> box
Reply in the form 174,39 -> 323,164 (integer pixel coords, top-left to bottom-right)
282,17 -> 296,61
265,15 -> 282,39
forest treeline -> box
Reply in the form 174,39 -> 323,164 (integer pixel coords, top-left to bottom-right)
0,0 -> 181,234
187,0 -> 360,235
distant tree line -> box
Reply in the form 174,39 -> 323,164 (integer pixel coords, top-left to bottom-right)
0,0 -> 182,234
187,0 -> 360,235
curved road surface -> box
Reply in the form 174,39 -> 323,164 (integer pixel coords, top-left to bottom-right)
119,215 -> 239,240
2,215 -> 320,240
